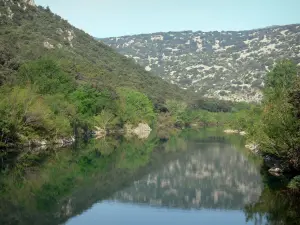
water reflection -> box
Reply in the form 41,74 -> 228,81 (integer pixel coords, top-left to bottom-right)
244,172 -> 300,225
111,142 -> 262,210
0,129 -> 297,225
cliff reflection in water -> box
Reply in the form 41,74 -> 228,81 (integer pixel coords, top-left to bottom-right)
111,142 -> 262,210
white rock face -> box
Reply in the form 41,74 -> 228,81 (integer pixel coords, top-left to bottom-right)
7,7 -> 13,19
43,41 -> 54,49
56,28 -> 64,35
151,35 -> 164,41
125,123 -> 152,139
23,0 -> 36,6
245,143 -> 260,154
145,65 -> 152,71
94,126 -> 106,139
66,30 -> 75,47
133,123 -> 152,139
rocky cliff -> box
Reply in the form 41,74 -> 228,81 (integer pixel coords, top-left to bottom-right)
101,24 -> 300,102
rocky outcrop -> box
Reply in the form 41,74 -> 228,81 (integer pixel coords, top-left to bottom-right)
94,126 -> 106,139
224,129 -> 239,134
245,143 -> 260,155
263,155 -> 293,176
43,41 -> 54,49
66,30 -> 75,47
125,123 -> 152,139
23,0 -> 35,7
2,0 -> 36,18
268,167 -> 283,176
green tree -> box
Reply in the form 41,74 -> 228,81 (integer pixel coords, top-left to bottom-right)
94,110 -> 118,130
248,60 -> 300,171
0,85 -> 72,146
264,59 -> 297,102
166,99 -> 187,116
117,88 -> 155,125
17,59 -> 76,95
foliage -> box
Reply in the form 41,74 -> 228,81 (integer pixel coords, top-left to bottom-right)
117,88 -> 156,125
0,85 -> 72,146
17,58 -> 76,95
166,99 -> 187,115
0,135 -> 161,224
263,59 -> 298,102
69,85 -> 115,117
0,1 -> 199,146
228,106 -> 262,132
240,60 -> 300,172
245,187 -> 300,225
189,98 -> 249,113
0,1 -> 188,104
288,176 -> 300,190
93,110 -> 118,130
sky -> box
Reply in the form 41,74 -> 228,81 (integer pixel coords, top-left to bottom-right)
35,0 -> 300,38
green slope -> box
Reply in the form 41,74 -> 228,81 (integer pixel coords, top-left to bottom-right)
0,0 -> 193,147
0,0 -> 186,102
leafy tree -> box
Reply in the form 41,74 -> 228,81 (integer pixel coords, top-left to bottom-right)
246,60 -> 300,171
117,88 -> 155,125
264,59 -> 297,102
94,110 -> 118,130
17,59 -> 76,95
166,99 -> 187,116
69,86 -> 114,117
0,85 -> 72,146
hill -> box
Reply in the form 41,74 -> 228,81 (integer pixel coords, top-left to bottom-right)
0,0 -> 186,102
101,25 -> 300,102
1,0 -> 195,147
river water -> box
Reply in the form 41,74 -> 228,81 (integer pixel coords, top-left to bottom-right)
1,129 -> 298,225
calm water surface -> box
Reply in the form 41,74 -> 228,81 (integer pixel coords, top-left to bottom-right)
1,129 -> 295,225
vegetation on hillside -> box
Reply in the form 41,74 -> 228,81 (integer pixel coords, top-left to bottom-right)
0,0 -> 189,102
232,60 -> 300,185
0,57 -> 163,147
0,1 -> 249,148
0,0 -> 181,146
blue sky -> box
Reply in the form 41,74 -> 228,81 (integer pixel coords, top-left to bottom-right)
35,0 -> 300,38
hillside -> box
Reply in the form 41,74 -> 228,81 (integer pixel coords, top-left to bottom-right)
1,0 -> 199,147
101,25 -> 300,102
0,0 -> 186,103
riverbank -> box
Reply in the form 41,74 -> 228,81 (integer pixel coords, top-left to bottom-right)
223,128 -> 300,191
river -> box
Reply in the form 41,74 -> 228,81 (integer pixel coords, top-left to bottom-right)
0,128 -> 299,225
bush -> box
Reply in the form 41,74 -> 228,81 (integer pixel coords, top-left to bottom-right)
117,88 -> 156,125
245,60 -> 300,171
17,59 -> 76,95
0,86 -> 73,146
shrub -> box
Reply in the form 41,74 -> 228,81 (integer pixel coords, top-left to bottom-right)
117,88 -> 155,125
